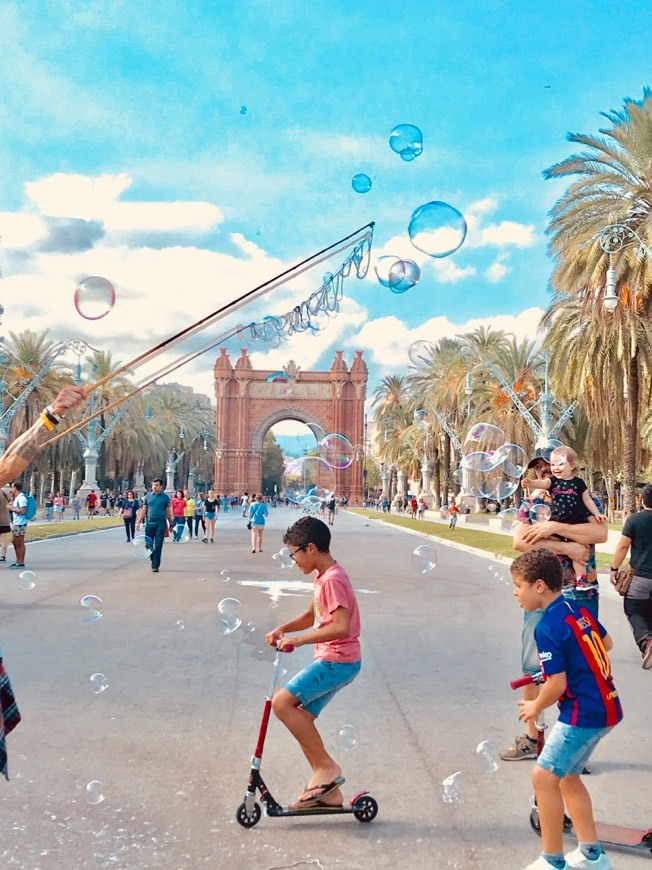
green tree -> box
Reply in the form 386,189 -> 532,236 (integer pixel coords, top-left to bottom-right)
261,431 -> 285,495
543,89 -> 652,511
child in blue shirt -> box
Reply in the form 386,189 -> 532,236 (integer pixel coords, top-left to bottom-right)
511,548 -> 622,870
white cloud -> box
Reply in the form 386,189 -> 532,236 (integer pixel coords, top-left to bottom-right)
432,259 -> 477,283
24,172 -> 224,240
484,255 -> 511,284
467,196 -> 499,215
480,220 -> 536,248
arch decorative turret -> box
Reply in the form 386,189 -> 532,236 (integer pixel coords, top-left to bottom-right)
213,350 -> 368,499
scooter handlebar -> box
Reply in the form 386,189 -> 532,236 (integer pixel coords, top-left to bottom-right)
510,671 -> 544,690
273,637 -> 295,653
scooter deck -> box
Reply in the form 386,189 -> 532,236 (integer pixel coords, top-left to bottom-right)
593,821 -> 652,848
267,804 -> 355,817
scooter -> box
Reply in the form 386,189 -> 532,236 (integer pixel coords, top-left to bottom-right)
511,673 -> 652,856
236,640 -> 378,828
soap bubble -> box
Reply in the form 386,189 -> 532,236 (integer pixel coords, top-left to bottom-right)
411,543 -> 437,574
529,503 -> 551,524
497,508 -> 519,530
273,548 -> 294,569
441,771 -> 463,804
239,105 -> 248,115
464,423 -> 505,455
413,409 -> 429,430
351,173 -> 372,194
131,535 -> 153,560
461,451 -> 501,473
408,201 -> 467,258
534,437 -> 564,453
266,371 -> 293,397
220,570 -> 231,583
488,565 -> 510,587
217,597 -> 242,635
374,255 -> 402,288
476,740 -> 499,773
389,124 -> 423,160
492,442 -> 527,478
319,433 -> 353,469
335,724 -> 358,752
86,780 -> 105,805
408,339 -> 436,368
80,595 -> 103,623
389,259 -> 421,294
18,570 -> 36,590
74,276 -> 116,320
176,620 -> 185,630
89,673 -> 108,694
174,525 -> 191,544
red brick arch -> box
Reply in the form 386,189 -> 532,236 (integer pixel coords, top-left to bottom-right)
213,348 -> 368,499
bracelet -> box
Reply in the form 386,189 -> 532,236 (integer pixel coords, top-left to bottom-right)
44,405 -> 62,425
610,567 -> 618,572
40,412 -> 55,431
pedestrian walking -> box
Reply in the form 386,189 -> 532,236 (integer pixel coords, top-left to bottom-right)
171,490 -> 187,542
249,492 -> 268,552
184,489 -> 196,538
136,479 -> 172,572
120,489 -> 139,543
203,490 -> 218,543
194,492 -> 206,540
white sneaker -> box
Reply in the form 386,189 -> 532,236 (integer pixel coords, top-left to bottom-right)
524,858 -> 569,870
565,848 -> 611,869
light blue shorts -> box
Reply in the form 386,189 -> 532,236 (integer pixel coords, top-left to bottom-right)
284,659 -> 361,718
204,512 -> 215,520
537,720 -> 613,777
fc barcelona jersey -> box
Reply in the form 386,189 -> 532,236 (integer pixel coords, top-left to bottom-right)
535,596 -> 623,728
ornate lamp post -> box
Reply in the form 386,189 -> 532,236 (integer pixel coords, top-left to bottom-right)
597,223 -> 652,311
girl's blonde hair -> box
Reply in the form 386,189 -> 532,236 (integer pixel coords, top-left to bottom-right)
550,445 -> 580,475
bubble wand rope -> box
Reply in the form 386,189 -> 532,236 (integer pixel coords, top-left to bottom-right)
84,222 -> 374,396
44,227 -> 373,446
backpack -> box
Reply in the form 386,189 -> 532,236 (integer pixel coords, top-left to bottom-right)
25,494 -> 37,521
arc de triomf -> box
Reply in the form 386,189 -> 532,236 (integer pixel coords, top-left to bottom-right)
213,348 -> 368,500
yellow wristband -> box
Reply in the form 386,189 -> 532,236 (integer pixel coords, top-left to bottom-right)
40,412 -> 55,431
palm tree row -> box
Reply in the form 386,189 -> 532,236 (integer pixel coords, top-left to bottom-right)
373,89 -> 652,514
0,329 -> 215,493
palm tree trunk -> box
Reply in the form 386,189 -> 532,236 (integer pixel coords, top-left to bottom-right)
443,434 -> 451,505
622,352 -> 639,514
433,450 -> 441,508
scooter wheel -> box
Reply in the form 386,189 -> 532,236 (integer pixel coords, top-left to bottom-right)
353,795 -> 378,823
236,801 -> 262,828
529,808 -> 541,836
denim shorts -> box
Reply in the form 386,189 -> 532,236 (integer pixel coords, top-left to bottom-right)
521,608 -> 544,675
284,659 -> 361,718
537,720 -> 613,777
204,511 -> 215,520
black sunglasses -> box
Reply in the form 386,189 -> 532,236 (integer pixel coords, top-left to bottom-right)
289,544 -> 309,561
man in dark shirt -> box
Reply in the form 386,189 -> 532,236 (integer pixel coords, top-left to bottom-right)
610,483 -> 652,668
136,479 -> 172,573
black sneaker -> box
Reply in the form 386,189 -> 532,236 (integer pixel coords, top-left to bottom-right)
500,734 -> 537,761
642,638 -> 652,670
152,567 -> 159,573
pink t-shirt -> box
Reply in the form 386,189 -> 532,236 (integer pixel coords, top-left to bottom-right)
313,562 -> 361,663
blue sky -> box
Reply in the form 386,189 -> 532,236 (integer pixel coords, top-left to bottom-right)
0,0 -> 650,427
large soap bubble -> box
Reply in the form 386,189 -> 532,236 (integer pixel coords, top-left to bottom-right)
319,433 -> 353,469
413,409 -> 429,430
217,598 -> 242,635
411,543 -> 437,574
374,255 -> 402,288
74,276 -> 116,320
408,201 -> 467,258
464,423 -> 506,456
351,173 -> 372,194
492,442 -> 527,478
408,339 -> 436,369
389,124 -> 423,161
266,371 -> 293,397
388,259 -> 421,294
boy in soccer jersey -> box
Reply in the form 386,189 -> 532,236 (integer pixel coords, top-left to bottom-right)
511,549 -> 622,870
266,516 -> 361,811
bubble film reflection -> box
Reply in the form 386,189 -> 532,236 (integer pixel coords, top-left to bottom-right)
441,771 -> 463,804
408,201 -> 467,258
351,173 -> 372,193
411,543 -> 437,574
80,595 -> 103,622
74,276 -> 116,320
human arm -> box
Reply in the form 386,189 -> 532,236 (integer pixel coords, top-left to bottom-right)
521,477 -> 551,491
582,490 -> 606,523
136,499 -> 147,527
266,607 -> 315,646
275,606 -> 351,651
520,517 -> 607,547
518,672 -> 567,723
610,534 -> 632,581
512,521 -> 590,565
0,385 -> 86,488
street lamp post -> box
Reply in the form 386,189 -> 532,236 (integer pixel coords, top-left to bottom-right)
597,223 -> 652,311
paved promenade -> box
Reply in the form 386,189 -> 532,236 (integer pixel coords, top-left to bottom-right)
0,507 -> 648,869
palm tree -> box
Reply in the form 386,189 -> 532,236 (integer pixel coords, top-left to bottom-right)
543,89 -> 652,510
